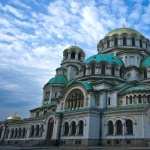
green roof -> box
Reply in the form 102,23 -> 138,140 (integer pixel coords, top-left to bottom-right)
119,82 -> 150,95
67,80 -> 93,91
141,57 -> 150,67
106,28 -> 143,37
46,75 -> 67,86
85,53 -> 123,65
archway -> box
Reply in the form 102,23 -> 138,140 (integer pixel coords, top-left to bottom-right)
115,120 -> 123,135
70,121 -> 76,136
126,119 -> 133,135
47,118 -> 54,140
63,122 -> 69,136
78,120 -> 84,136
107,121 -> 114,135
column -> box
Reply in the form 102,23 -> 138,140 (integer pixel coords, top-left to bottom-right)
75,52 -> 79,60
123,120 -> 126,136
114,123 -> 116,136
68,52 -> 71,60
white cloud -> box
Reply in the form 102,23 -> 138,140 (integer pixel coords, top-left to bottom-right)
0,0 -> 150,119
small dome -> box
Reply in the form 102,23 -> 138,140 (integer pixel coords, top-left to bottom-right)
85,54 -> 123,65
7,114 -> 22,122
64,45 -> 84,53
106,27 -> 143,37
141,57 -> 150,67
46,75 -> 67,86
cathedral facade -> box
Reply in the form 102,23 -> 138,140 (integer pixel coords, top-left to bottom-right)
0,28 -> 150,147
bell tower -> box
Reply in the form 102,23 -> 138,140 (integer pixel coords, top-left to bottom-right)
61,45 -> 85,81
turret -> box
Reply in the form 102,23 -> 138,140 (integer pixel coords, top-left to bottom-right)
61,45 -> 85,81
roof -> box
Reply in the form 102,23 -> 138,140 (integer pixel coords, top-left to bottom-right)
106,27 -> 143,37
46,75 -> 67,86
67,80 -> 93,91
117,82 -> 150,95
141,57 -> 150,67
63,45 -> 84,53
85,53 -> 123,65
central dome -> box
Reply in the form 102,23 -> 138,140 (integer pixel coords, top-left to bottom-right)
106,27 -> 143,37
85,54 -> 123,65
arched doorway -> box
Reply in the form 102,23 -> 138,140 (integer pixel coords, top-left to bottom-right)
107,120 -> 114,135
47,118 -> 54,140
126,119 -> 133,135
115,120 -> 123,135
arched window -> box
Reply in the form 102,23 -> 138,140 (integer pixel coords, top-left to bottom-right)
78,53 -> 82,60
107,97 -> 111,105
71,52 -> 75,59
144,69 -> 147,79
64,52 -> 68,60
129,96 -> 132,104
116,120 -> 123,135
36,125 -> 40,137
63,122 -> 69,136
123,37 -> 127,46
70,121 -> 76,136
78,120 -> 84,136
30,125 -> 34,137
65,89 -> 84,110
114,37 -> 118,47
138,95 -> 142,103
101,63 -> 105,75
146,42 -> 148,48
126,96 -> 129,104
140,39 -> 143,48
132,37 -> 135,46
126,119 -> 133,135
111,65 -> 115,76
91,62 -> 95,75
107,121 -> 114,135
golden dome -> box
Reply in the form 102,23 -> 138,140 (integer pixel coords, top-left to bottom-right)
6,114 -> 22,122
106,27 -> 143,37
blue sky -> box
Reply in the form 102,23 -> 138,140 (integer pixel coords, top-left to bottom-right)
0,0 -> 150,120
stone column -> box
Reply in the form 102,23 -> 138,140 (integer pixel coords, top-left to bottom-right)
26,126 -> 30,139
68,52 -> 71,60
123,120 -> 126,136
75,52 -> 78,60
114,123 -> 116,136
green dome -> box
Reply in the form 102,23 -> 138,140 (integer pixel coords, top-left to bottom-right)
142,57 -> 150,67
106,28 -> 143,37
46,75 -> 67,86
85,54 -> 123,65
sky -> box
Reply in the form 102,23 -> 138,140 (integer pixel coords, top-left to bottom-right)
0,0 -> 150,120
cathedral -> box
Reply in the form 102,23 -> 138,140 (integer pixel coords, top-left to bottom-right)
0,27 -> 150,147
